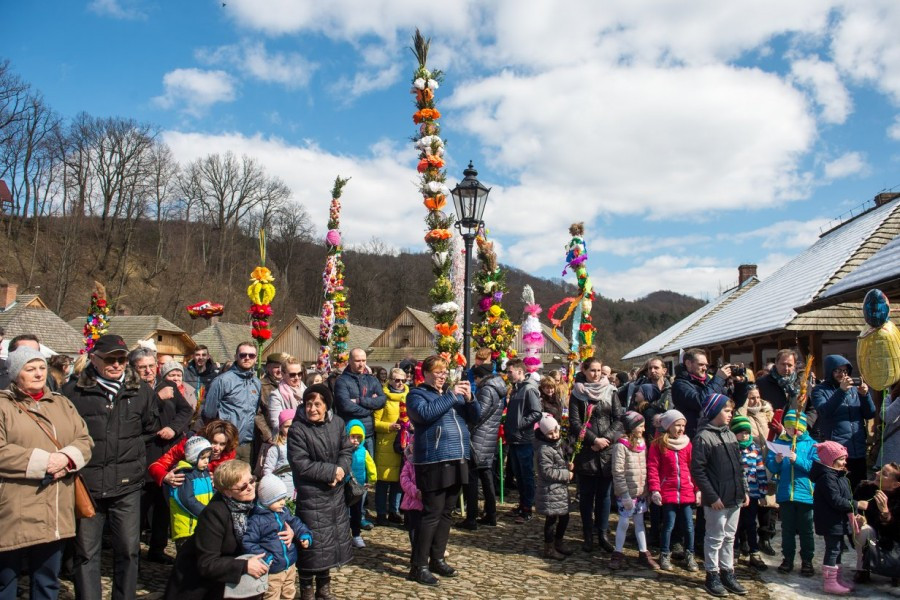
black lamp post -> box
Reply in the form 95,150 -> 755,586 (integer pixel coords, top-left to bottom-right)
450,161 -> 491,366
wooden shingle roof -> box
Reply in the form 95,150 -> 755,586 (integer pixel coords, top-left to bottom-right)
0,295 -> 84,354
192,321 -> 252,365
291,314 -> 383,351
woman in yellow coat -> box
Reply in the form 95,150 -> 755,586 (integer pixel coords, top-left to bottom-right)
373,368 -> 408,525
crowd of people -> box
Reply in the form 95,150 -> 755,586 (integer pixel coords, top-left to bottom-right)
0,331 -> 898,599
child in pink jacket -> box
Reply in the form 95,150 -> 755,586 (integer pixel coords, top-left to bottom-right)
400,437 -> 423,549
647,410 -> 700,572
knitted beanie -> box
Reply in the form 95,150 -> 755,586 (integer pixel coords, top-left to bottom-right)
701,393 -> 729,421
184,436 -> 212,465
303,383 -> 333,409
6,347 -> 46,383
622,410 -> 645,433
730,415 -> 752,435
257,473 -> 288,507
159,360 -> 184,379
539,413 -> 559,435
278,408 -> 296,428
782,410 -> 808,434
348,423 -> 365,438
815,441 -> 848,468
658,409 -> 686,432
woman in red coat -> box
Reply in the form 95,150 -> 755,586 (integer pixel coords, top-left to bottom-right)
149,420 -> 238,487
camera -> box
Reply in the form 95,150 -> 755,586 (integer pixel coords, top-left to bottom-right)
850,377 -> 862,386
729,365 -> 746,378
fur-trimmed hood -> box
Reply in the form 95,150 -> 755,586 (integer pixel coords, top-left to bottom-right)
75,363 -> 144,392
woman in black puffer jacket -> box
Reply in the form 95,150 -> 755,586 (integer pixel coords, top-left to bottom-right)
287,384 -> 354,599
568,357 -> 624,553
461,366 -> 507,528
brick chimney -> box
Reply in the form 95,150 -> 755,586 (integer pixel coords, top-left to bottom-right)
0,281 -> 17,310
874,192 -> 900,207
738,264 -> 757,285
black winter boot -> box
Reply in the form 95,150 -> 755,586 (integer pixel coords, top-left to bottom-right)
704,572 -> 728,597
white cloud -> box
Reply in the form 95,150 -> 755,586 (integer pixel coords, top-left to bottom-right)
196,42 -> 315,89
790,56 -> 852,123
153,69 -> 236,116
823,151 -> 868,179
447,62 -> 816,226
332,64 -> 402,101
87,0 -> 145,20
888,115 -> 900,140
831,1 -> 900,104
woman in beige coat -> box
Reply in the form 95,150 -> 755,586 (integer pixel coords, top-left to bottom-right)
0,347 -> 93,599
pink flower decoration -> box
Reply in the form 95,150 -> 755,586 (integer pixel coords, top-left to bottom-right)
326,229 -> 342,246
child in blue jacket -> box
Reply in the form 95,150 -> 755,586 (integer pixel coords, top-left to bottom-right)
766,410 -> 818,577
167,436 -> 215,548
346,419 -> 377,548
243,474 -> 312,600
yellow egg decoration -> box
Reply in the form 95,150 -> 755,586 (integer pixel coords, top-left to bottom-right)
857,289 -> 900,391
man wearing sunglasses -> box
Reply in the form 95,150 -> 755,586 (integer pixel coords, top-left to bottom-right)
202,341 -> 262,464
63,334 -> 160,600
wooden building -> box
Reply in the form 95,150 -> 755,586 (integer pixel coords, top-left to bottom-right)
264,314 -> 382,365
69,314 -> 197,360
367,306 -> 571,370
623,194 -> 900,378
192,320 -> 252,365
0,282 -> 84,356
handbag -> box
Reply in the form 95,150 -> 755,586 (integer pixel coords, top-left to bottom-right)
14,400 -> 97,519
343,473 -> 365,506
863,538 -> 900,577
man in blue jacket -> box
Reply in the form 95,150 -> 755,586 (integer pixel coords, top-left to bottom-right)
201,341 -> 262,462
334,348 -> 386,457
672,348 -> 729,438
812,355 -> 876,490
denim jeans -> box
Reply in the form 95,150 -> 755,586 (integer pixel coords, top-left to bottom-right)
375,481 -> 402,517
661,503 -> 694,554
0,540 -> 63,600
75,490 -> 141,600
578,472 -> 612,543
509,443 -> 535,510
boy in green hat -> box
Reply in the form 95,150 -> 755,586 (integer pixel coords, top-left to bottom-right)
730,415 -> 768,571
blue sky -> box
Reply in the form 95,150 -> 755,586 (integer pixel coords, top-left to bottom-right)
7,1 -> 900,300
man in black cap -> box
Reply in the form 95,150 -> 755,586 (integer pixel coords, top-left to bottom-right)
64,334 -> 159,600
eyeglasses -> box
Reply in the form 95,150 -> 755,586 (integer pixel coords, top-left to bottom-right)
231,476 -> 256,492
431,371 -> 448,377
238,353 -> 257,360
287,372 -> 303,378
100,356 -> 128,365
392,378 -> 407,383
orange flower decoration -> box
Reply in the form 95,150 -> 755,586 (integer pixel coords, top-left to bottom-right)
425,229 -> 452,243
417,159 -> 429,173
424,195 -> 447,211
250,266 -> 274,283
412,108 -> 441,124
435,322 -> 458,336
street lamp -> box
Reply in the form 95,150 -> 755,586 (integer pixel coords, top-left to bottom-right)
450,161 -> 491,366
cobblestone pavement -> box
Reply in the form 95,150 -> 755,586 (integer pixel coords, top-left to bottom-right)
34,500 -> 780,600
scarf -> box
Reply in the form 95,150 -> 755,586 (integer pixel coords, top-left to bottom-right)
770,366 -> 799,402
222,495 -> 254,540
619,436 -> 646,453
666,434 -> 690,451
739,437 -> 753,449
572,378 -> 610,404
277,381 -> 304,410
95,373 -> 125,407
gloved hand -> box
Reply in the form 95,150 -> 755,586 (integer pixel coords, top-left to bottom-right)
651,491 -> 662,506
621,496 -> 634,512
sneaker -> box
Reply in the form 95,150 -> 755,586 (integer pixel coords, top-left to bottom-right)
360,519 -> 375,531
352,536 -> 365,548
778,558 -> 794,574
704,572 -> 728,597
800,560 -> 814,577
748,552 -> 768,571
683,551 -> 700,572
659,552 -> 673,571
671,542 -> 685,561
720,569 -> 748,595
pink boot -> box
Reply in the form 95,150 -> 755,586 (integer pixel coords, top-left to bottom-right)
823,565 -> 851,595
836,565 -> 855,591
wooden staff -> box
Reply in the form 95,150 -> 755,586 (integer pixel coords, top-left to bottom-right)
792,354 -> 814,452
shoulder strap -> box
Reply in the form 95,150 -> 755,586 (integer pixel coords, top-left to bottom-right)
14,399 -> 63,450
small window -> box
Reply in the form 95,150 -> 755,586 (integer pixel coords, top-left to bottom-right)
157,335 -> 163,342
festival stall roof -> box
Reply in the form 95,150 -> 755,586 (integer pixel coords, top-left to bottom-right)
621,195 -> 900,374
798,229 -> 900,310
191,321 -> 252,365
622,276 -> 759,364
69,315 -> 197,359
0,283 -> 84,356
263,314 -> 383,365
